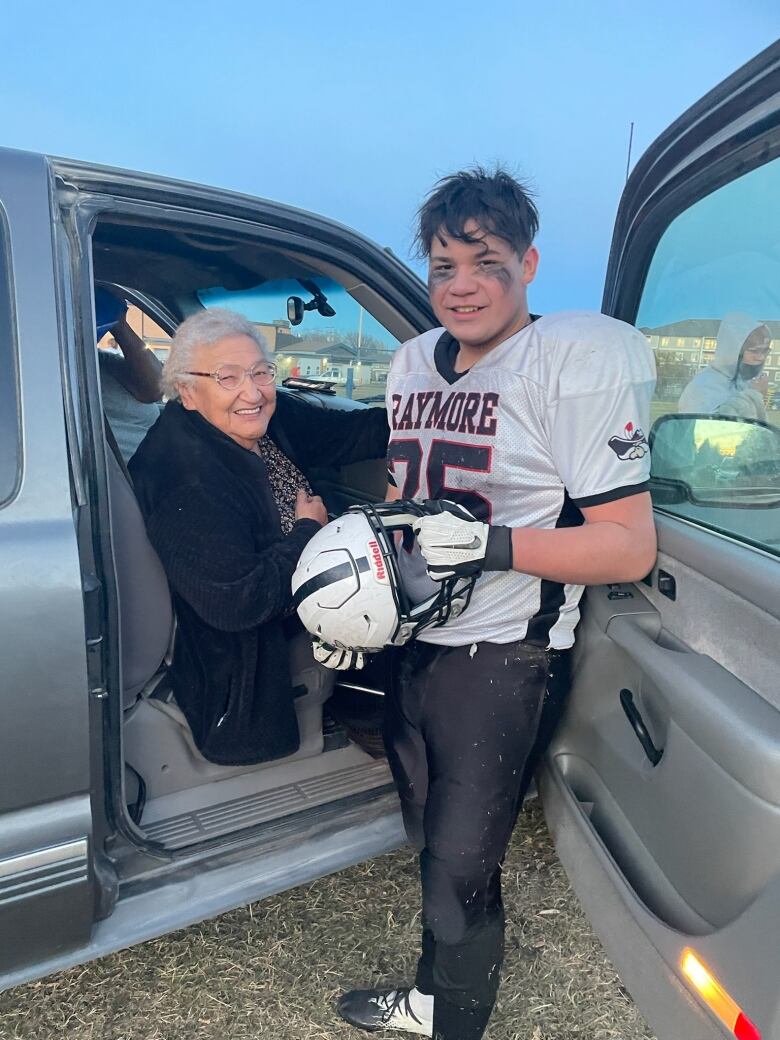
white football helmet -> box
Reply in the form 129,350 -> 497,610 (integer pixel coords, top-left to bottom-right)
292,501 -> 476,653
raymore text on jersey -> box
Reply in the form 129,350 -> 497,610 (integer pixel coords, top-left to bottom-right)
390,391 -> 499,436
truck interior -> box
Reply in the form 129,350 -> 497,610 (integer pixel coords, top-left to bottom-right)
85,213 -> 416,851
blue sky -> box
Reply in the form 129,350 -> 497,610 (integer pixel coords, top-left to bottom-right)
1,1 -> 777,313
637,158 -> 780,327
200,279 -> 400,346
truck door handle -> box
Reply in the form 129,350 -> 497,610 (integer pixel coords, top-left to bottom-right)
619,688 -> 664,766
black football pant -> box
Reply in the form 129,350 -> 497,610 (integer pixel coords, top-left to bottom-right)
384,639 -> 571,1040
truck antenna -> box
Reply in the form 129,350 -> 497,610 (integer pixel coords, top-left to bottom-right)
625,121 -> 635,184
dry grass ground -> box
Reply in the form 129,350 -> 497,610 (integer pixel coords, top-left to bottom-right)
0,803 -> 654,1040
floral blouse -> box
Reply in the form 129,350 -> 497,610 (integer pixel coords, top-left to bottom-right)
256,436 -> 313,535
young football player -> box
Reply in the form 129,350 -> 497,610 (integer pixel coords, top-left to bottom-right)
333,167 -> 657,1040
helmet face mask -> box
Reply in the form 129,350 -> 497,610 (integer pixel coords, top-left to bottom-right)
292,501 -> 476,653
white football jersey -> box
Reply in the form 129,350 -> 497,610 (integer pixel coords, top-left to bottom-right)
385,311 -> 656,649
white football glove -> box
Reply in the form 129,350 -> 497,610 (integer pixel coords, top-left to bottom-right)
312,637 -> 366,671
412,501 -> 513,581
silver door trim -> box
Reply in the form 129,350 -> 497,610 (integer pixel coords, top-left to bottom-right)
0,838 -> 88,881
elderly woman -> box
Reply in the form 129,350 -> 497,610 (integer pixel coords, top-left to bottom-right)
129,308 -> 389,765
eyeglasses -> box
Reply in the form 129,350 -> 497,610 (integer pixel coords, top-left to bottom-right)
186,362 -> 277,390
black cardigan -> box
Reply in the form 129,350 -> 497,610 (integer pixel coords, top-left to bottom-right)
129,393 -> 389,765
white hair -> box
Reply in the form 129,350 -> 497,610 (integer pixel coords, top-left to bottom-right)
162,308 -> 270,399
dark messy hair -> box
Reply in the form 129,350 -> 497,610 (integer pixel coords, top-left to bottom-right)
414,165 -> 539,259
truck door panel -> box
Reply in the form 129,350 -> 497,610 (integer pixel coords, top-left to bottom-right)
0,149 -> 94,977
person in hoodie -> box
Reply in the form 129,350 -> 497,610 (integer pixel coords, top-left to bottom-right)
678,312 -> 772,421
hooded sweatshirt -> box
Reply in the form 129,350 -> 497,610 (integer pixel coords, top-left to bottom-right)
678,312 -> 768,421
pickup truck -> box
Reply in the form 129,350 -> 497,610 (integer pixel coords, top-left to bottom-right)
1,40 -> 779,1040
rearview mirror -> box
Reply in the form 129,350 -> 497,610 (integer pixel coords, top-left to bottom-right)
287,296 -> 305,326
649,413 -> 780,507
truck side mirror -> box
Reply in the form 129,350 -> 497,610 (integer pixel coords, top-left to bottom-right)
649,413 -> 780,507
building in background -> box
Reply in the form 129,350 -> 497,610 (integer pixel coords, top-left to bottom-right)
272,337 -> 392,387
120,306 -> 778,412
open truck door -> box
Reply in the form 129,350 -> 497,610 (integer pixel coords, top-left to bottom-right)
541,41 -> 780,1040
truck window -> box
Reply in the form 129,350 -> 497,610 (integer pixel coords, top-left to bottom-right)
199,278 -> 398,405
638,155 -> 780,554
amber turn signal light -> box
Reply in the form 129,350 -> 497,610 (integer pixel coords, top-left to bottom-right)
680,949 -> 760,1040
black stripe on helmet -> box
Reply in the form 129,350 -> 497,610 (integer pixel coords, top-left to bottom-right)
292,561 -> 357,611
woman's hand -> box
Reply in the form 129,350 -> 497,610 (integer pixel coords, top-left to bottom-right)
295,489 -> 328,527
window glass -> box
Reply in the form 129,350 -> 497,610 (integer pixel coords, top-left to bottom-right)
199,277 -> 399,405
0,212 -> 19,506
637,155 -> 780,554
126,305 -> 171,361
97,304 -> 171,357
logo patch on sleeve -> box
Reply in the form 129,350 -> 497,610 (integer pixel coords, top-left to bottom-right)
607,421 -> 649,461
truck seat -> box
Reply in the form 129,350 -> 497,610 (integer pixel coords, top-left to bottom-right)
105,433 -> 332,793
106,440 -> 173,708
122,633 -> 333,798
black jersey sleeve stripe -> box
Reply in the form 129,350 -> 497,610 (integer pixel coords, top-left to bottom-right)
525,491 -> 583,648
571,481 -> 649,509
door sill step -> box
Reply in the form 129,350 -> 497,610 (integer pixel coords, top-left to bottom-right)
141,758 -> 393,848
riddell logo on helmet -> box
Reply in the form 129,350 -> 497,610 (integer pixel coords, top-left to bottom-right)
367,540 -> 387,582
